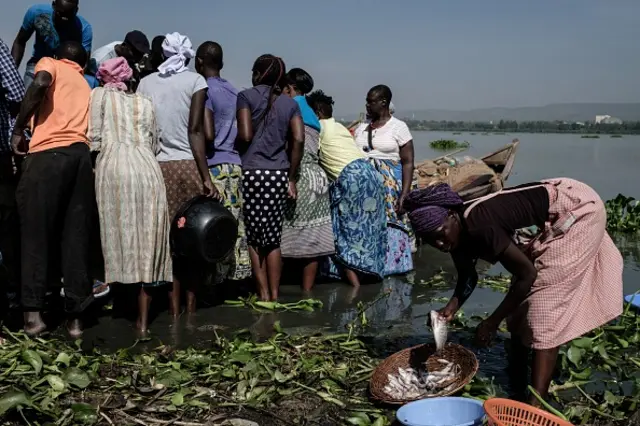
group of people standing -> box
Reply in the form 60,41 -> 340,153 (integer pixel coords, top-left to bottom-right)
0,0 -> 420,337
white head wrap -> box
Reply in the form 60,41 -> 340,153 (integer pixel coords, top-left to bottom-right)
158,32 -> 195,75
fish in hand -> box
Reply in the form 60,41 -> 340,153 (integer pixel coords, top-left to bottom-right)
430,310 -> 448,351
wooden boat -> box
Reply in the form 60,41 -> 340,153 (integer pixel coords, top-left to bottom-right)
414,139 -> 519,201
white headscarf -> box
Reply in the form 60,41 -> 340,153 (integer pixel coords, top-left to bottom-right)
158,32 -> 195,75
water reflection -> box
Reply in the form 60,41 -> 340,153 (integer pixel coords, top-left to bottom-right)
613,232 -> 640,271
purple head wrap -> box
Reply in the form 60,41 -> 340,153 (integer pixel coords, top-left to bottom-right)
403,183 -> 463,234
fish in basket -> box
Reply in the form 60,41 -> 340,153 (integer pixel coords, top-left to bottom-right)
369,312 -> 479,405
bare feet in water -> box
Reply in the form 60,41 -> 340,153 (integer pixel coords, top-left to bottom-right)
24,311 -> 47,336
66,318 -> 83,339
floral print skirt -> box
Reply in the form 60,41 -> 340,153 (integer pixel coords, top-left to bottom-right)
325,159 -> 387,280
209,164 -> 251,282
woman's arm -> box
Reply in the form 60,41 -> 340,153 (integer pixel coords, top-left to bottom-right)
188,88 -> 218,198
486,243 -> 537,327
203,106 -> 215,142
287,115 -> 305,199
236,108 -> 253,152
397,141 -> 415,211
439,251 -> 478,321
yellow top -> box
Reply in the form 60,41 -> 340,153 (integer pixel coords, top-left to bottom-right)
319,118 -> 365,181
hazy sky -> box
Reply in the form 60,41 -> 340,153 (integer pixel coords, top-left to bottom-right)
1,0 -> 639,115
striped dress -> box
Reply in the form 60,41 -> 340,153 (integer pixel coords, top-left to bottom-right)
281,126 -> 335,258
88,87 -> 172,285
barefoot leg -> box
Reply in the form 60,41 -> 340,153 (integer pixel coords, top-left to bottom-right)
137,286 -> 152,332
344,268 -> 361,288
265,248 -> 282,301
66,316 -> 83,339
169,277 -> 181,317
23,311 -> 47,336
529,346 -> 560,406
249,246 -> 269,301
301,259 -> 318,292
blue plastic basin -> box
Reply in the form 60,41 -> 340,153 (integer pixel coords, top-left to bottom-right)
396,397 -> 485,426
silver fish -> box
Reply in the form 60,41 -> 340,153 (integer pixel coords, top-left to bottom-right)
430,310 -> 448,351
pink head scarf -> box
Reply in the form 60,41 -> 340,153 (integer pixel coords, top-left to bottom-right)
96,57 -> 133,91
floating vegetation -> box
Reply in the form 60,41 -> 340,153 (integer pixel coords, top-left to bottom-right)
481,132 -> 490,136
478,274 -> 511,293
581,135 -> 600,139
429,139 -> 471,151
606,194 -> 640,233
611,134 -> 623,138
417,271 -> 511,294
416,270 -> 450,289
224,296 -> 323,312
452,132 -> 462,135
493,132 -> 506,135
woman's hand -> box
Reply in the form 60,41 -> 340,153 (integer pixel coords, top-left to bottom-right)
474,319 -> 499,348
395,193 -> 407,215
203,179 -> 221,200
437,298 -> 460,322
11,132 -> 27,156
288,180 -> 297,199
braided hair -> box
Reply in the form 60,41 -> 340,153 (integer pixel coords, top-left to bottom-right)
306,90 -> 334,118
252,54 -> 286,129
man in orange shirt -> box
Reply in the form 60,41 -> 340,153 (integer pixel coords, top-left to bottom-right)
11,40 -> 94,338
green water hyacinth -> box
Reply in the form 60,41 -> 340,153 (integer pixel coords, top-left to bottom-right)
606,194 -> 640,233
429,139 -> 471,150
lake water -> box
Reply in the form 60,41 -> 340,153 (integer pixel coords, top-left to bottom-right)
83,131 -> 640,388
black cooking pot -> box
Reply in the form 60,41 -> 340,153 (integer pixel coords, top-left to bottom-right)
170,196 -> 238,264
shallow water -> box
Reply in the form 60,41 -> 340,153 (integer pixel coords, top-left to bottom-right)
82,131 -> 640,391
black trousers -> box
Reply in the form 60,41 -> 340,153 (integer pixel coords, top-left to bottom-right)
0,154 -> 21,311
16,143 -> 95,313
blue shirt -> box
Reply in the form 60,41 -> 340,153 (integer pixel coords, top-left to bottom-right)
22,4 -> 92,64
84,74 -> 99,89
294,95 -> 320,131
205,77 -> 241,167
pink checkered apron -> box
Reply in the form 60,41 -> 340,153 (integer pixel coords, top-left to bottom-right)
464,178 -> 623,349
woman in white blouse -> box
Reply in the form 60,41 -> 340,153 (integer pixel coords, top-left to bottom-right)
353,85 -> 415,276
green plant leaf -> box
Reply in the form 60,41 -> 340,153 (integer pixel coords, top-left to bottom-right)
62,367 -> 91,389
229,350 -> 252,364
0,390 -> 31,415
54,352 -> 72,367
45,375 -> 66,392
71,402 -> 98,425
567,346 -> 584,367
22,349 -> 43,375
171,391 -> 184,406
571,338 -> 593,350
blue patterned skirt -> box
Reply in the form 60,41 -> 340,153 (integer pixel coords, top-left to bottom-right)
368,158 -> 414,276
325,159 -> 387,280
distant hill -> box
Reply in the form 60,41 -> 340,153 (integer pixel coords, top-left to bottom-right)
387,103 -> 640,122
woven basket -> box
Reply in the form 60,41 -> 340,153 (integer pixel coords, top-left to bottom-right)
369,343 -> 478,405
484,399 -> 574,426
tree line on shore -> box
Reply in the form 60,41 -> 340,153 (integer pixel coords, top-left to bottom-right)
334,119 -> 640,134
